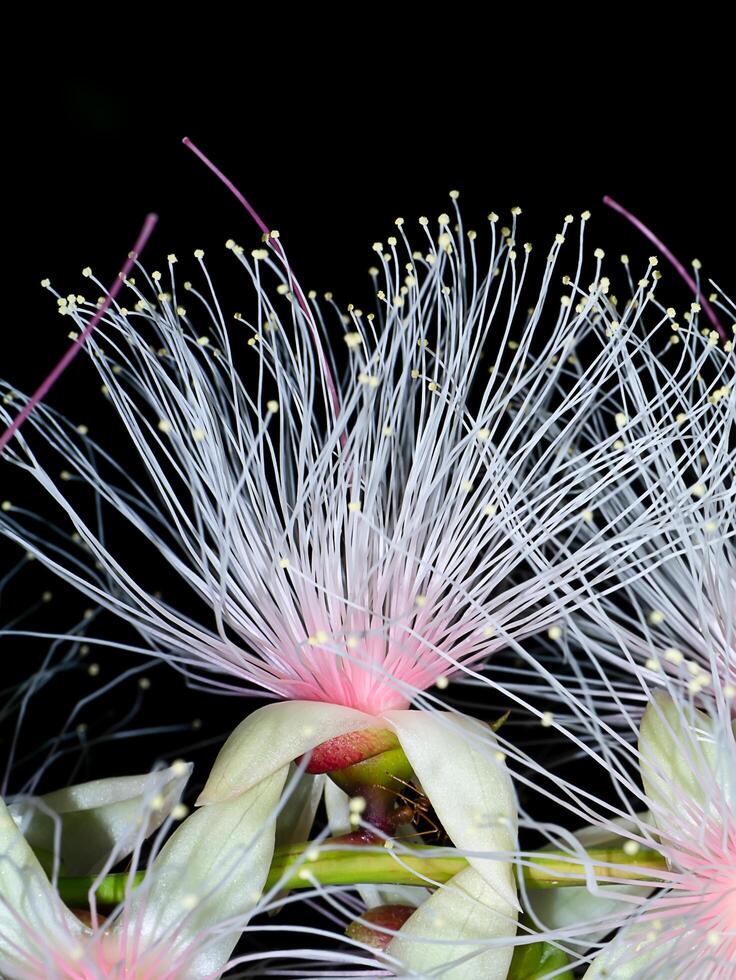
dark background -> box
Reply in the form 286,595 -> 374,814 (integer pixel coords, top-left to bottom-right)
0,40 -> 732,972
3,55 -> 733,790
8,63 -> 733,391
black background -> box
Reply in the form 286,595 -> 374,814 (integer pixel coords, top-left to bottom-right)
0,33 -> 732,972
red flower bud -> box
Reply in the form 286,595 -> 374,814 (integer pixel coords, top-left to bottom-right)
303,727 -> 400,773
346,904 -> 415,951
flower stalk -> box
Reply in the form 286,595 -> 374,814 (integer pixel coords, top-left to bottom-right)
54,840 -> 668,907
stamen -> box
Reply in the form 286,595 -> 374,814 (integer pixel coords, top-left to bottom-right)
603,195 -> 726,340
0,213 -> 158,455
182,137 -> 343,425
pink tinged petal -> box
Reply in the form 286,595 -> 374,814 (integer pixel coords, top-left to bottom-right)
386,866 -> 517,980
637,696 -> 736,965
9,762 -> 192,875
197,701 -> 376,804
125,767 -> 289,979
0,798 -> 85,976
384,710 -> 519,910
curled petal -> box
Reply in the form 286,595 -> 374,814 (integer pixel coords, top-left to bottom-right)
275,765 -> 324,849
0,798 -> 84,976
385,710 -> 518,909
638,692 -> 724,826
387,866 -> 517,979
126,767 -> 289,978
198,701 -> 375,803
583,919 -> 677,978
9,762 -> 192,875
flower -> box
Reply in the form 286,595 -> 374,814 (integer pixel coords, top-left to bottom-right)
508,654 -> 735,978
0,762 -> 289,979
0,203 -> 684,711
553,309 -> 735,713
7,763 -> 191,876
583,690 -> 735,978
200,699 -> 519,978
2,185 -> 712,975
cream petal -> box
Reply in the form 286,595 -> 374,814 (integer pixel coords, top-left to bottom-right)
583,920 -> 677,978
269,765 -> 325,907
9,762 -> 192,875
198,700 -> 375,803
127,767 -> 289,978
0,798 -> 85,976
387,866 -> 517,979
323,776 -> 351,835
529,888 -> 637,957
275,765 -> 324,848
384,710 -> 518,909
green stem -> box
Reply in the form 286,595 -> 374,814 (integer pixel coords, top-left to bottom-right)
56,841 -> 668,908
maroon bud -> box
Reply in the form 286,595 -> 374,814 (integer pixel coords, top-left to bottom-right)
346,904 -> 416,950
303,727 -> 400,773
329,828 -> 382,846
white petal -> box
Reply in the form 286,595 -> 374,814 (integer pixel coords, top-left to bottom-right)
583,919 -> 677,978
324,780 -> 428,910
269,765 -> 325,907
199,700 -> 375,803
385,710 -> 518,908
324,776 -> 352,836
127,767 -> 289,978
529,888 -> 636,956
387,866 -> 517,980
9,762 -> 191,875
0,798 -> 84,976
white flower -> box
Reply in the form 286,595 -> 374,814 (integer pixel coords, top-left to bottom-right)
583,692 -> 735,977
8,763 -> 190,875
3,180 -> 722,976
0,205 -> 689,716
509,658 -> 735,978
0,763 -> 287,979
198,699 -> 519,979
545,308 -> 735,713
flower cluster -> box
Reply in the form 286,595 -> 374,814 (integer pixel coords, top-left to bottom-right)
0,147 -> 733,978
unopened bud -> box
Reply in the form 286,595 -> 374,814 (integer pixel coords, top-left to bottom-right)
346,904 -> 415,951
304,727 -> 401,773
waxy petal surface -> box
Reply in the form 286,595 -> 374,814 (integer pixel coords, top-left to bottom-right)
387,866 -> 517,979
9,762 -> 191,875
128,767 -> 289,978
385,710 -> 518,909
199,701 -> 375,803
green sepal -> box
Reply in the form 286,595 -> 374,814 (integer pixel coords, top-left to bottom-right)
327,745 -> 414,794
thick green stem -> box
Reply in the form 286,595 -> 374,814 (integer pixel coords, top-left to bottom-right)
56,841 -> 668,907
